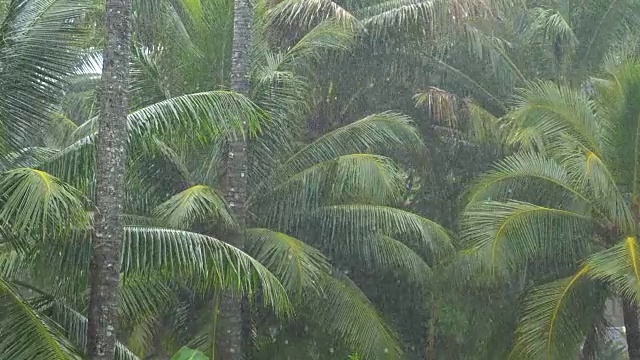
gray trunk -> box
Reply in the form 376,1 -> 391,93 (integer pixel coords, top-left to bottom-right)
86,0 -> 133,359
624,298 -> 640,360
218,0 -> 253,359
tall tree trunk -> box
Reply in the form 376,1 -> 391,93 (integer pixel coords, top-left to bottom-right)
86,0 -> 133,359
623,298 -> 640,360
580,325 -> 597,360
218,0 -> 252,359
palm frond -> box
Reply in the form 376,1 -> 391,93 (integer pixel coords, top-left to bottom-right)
0,168 -> 87,241
119,276 -> 177,328
246,228 -> 330,296
510,81 -> 602,154
0,0 -> 89,150
76,91 -> 267,142
601,58 -> 640,197
310,205 -> 454,265
153,185 -> 235,230
266,0 -> 360,31
275,112 -> 424,178
0,147 -> 59,172
0,279 -> 82,359
35,227 -> 290,315
49,91 -> 268,186
461,200 -> 593,274
511,268 -> 606,360
47,300 -> 141,360
302,272 -> 402,359
254,154 -> 406,228
466,152 -> 596,212
283,19 -> 356,67
586,236 -> 640,302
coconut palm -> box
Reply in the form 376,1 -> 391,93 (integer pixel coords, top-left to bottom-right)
457,56 -> 640,359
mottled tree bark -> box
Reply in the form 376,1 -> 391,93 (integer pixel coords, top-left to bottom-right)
218,0 -> 252,359
86,0 -> 133,359
580,326 -> 597,360
624,299 -> 640,360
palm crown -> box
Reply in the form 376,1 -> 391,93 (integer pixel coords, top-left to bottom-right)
459,55 -> 640,359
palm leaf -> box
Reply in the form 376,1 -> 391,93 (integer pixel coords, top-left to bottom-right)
0,0 -> 88,150
310,205 -> 454,265
266,0 -> 360,31
510,81 -> 602,154
274,112 -> 424,179
466,152 -> 604,217
511,268 -> 606,360
0,167 -> 87,241
0,279 -> 82,359
47,300 -> 141,360
48,91 -> 268,186
586,236 -> 640,302
302,272 -> 403,359
461,200 -> 593,274
34,227 -> 290,315
153,185 -> 235,230
245,228 -> 330,296
254,154 -> 406,228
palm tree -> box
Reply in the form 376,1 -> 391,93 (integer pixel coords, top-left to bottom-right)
86,0 -> 134,358
0,5 -> 292,355
0,90 -> 291,360
218,0 -> 254,356
458,56 -> 640,359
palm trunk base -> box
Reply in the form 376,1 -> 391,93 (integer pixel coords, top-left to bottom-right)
217,293 -> 243,360
623,299 -> 640,360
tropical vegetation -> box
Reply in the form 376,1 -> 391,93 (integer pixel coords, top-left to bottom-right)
3,0 -> 640,359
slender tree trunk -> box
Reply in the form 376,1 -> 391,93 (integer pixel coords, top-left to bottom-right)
218,0 -> 252,359
580,326 -> 597,360
86,0 -> 133,359
623,298 -> 640,360
425,299 -> 437,359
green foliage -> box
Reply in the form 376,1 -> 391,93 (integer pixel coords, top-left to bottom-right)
171,347 -> 209,360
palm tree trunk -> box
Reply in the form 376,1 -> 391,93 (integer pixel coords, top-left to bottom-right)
425,299 -> 437,359
623,298 -> 640,360
218,0 -> 252,358
580,326 -> 597,360
86,1 -> 133,359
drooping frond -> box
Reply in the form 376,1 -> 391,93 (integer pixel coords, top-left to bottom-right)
586,236 -> 640,302
74,91 -> 267,142
253,154 -> 406,228
510,81 -> 602,154
601,58 -> 640,197
275,112 -> 424,177
118,275 -> 177,328
245,228 -> 330,296
0,168 -> 87,241
310,205 -> 454,265
414,86 -> 458,128
153,185 -> 235,230
302,272 -> 403,359
0,280 -> 82,359
511,268 -> 606,360
461,200 -> 593,274
0,0 -> 88,150
0,147 -> 59,172
46,300 -> 141,360
282,20 -> 356,67
35,227 -> 290,315
50,91 -> 268,185
359,234 -> 432,282
266,0 -> 360,31
525,8 -> 578,60
466,152 -> 595,211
